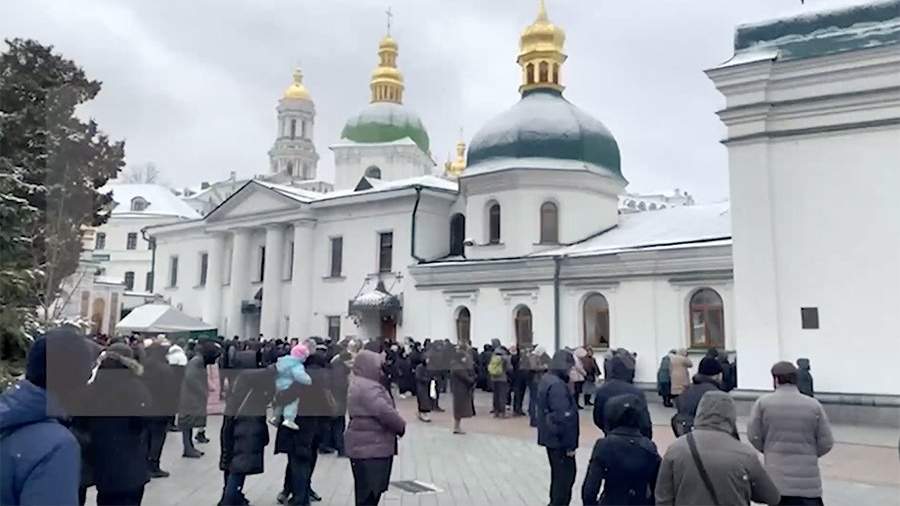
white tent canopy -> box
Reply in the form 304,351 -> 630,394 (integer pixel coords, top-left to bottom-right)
115,304 -> 214,333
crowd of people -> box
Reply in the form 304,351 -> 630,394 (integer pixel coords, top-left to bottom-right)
0,326 -> 835,506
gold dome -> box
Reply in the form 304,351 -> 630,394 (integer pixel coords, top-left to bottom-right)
445,138 -> 467,178
518,0 -> 567,94
370,33 -> 405,103
283,68 -> 311,100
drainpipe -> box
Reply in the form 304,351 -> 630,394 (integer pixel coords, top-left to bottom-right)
553,255 -> 564,353
410,186 -> 425,263
141,228 -> 155,293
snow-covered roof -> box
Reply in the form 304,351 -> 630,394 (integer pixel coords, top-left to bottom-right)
102,184 -> 200,219
94,275 -> 125,285
115,303 -> 214,333
537,202 -> 731,258
462,156 -> 621,181
247,175 -> 457,208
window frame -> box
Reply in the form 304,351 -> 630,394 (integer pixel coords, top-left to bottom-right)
688,288 -> 725,349
327,316 -> 341,341
514,305 -> 533,348
488,202 -> 501,244
95,232 -> 106,250
168,255 -> 179,288
539,201 -> 559,244
329,236 -> 343,277
582,293 -> 610,349
123,271 -> 135,291
455,306 -> 471,345
199,252 -> 209,287
126,232 -> 138,250
449,213 -> 466,256
378,231 -> 394,273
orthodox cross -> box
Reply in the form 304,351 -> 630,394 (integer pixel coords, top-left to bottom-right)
386,7 -> 393,35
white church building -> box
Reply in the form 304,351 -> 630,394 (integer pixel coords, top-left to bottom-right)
147,1 -> 900,400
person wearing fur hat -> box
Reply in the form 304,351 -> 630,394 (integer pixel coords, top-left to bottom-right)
671,356 -> 724,437
82,342 -> 153,505
0,328 -> 96,506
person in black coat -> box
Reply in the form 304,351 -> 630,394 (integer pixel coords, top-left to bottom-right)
671,357 -> 723,436
581,394 -> 660,506
218,353 -> 275,506
592,354 -> 653,440
141,342 -> 179,479
414,356 -> 433,422
83,343 -> 152,506
477,344 -> 494,392
536,350 -> 580,506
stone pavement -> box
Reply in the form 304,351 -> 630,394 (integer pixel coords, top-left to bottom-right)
88,392 -> 899,505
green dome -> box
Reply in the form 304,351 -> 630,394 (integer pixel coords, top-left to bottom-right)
467,89 -> 622,179
340,102 -> 430,153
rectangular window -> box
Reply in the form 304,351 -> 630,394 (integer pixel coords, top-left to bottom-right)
801,307 -> 819,329
284,241 -> 294,280
379,232 -> 393,273
290,119 -> 297,139
330,237 -> 343,277
199,252 -> 209,286
258,246 -> 266,282
95,232 -> 106,250
327,316 -> 341,341
124,271 -> 135,291
168,256 -> 179,288
145,271 -> 153,292
301,120 -> 308,139
126,232 -> 138,250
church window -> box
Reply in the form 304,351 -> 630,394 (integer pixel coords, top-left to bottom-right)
539,61 -> 549,83
449,213 -> 466,256
456,306 -> 471,345
514,305 -> 533,348
526,63 -> 535,84
330,237 -> 343,277
583,293 -> 610,349
689,288 -> 725,349
124,271 -> 135,291
365,166 -> 382,179
378,232 -> 393,273
130,197 -> 149,212
488,202 -> 501,244
540,201 -> 559,244
552,63 -> 560,84
95,232 -> 106,250
290,119 -> 297,139
327,316 -> 341,341
801,307 -> 819,329
199,252 -> 209,286
301,120 -> 308,139
649,203 -> 657,210
126,232 -> 138,250
168,255 -> 179,288
638,201 -> 647,211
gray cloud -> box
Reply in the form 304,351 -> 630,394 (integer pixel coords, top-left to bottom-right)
1,0 -> 869,201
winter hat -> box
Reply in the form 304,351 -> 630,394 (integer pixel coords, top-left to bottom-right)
698,356 -> 723,376
26,328 -> 95,390
771,361 -> 798,376
290,343 -> 310,360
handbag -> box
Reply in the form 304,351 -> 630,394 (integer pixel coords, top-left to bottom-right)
686,432 -> 721,506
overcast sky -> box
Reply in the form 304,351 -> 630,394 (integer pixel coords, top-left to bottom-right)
2,0 -> 869,202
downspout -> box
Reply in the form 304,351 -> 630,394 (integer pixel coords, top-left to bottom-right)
553,255 -> 564,353
141,228 -> 156,293
410,185 -> 425,263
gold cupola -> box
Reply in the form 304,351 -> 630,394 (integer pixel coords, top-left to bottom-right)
518,0 -> 567,94
370,34 -> 405,104
283,68 -> 311,100
444,138 -> 467,178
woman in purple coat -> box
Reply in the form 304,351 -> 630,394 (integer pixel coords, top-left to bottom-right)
345,350 -> 407,506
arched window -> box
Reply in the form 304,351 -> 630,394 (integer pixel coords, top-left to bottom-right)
539,61 -> 549,83
130,197 -> 149,212
526,63 -> 535,84
552,63 -> 560,84
540,201 -> 559,243
488,202 -> 501,244
638,201 -> 647,211
689,288 -> 725,349
365,166 -> 382,179
456,307 -> 471,345
583,293 -> 610,348
514,306 -> 533,348
649,203 -> 657,210
449,213 -> 466,256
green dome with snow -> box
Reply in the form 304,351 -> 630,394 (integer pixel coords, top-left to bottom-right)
341,102 -> 430,153
467,89 -> 622,179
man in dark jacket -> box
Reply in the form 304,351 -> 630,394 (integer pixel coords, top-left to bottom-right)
582,394 -> 660,506
0,330 -> 94,506
142,342 -> 179,478
537,350 -> 579,506
178,340 -> 220,457
796,358 -> 814,397
592,354 -> 652,439
671,356 -> 723,436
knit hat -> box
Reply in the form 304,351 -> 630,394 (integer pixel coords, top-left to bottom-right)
290,343 -> 310,360
698,356 -> 723,376
26,328 -> 95,390
771,361 -> 798,376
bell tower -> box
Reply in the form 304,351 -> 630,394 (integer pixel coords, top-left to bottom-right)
268,68 -> 319,179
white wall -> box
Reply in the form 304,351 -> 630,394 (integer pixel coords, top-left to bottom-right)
332,142 -> 434,190
94,215 -> 179,293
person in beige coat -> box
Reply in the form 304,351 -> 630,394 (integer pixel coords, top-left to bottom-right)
668,349 -> 693,397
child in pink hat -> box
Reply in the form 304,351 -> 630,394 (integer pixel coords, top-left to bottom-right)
270,343 -> 311,430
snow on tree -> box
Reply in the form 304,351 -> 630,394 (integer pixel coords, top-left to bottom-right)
0,38 -> 125,386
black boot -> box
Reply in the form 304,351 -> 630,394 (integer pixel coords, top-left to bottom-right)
195,431 -> 210,444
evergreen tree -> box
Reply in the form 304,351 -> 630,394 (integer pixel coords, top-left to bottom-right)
0,38 -> 124,386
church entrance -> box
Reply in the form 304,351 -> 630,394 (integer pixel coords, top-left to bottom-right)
381,316 -> 397,341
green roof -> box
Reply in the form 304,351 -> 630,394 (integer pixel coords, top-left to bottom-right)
340,102 -> 430,153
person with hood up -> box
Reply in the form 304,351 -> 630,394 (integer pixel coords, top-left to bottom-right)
796,358 -> 814,397
671,356 -> 723,437
536,350 -> 580,506
668,349 -> 693,400
271,343 -> 313,430
656,350 -> 674,407
656,391 -> 781,506
141,340 -> 179,478
748,361 -> 833,506
0,329 -> 95,506
581,394 -> 660,506
178,339 -> 220,458
83,342 -> 153,505
592,352 -> 652,439
345,349 -> 407,506
488,347 -> 510,417
218,352 -> 276,506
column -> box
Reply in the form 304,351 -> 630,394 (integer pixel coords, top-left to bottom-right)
260,225 -> 285,340
203,233 -> 226,332
226,228 -> 252,338
289,221 -> 315,339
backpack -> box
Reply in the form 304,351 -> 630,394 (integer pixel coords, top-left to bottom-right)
488,355 -> 504,377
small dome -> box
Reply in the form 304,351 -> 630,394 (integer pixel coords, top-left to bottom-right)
341,101 -> 430,153
467,89 -> 622,179
283,68 -> 311,101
